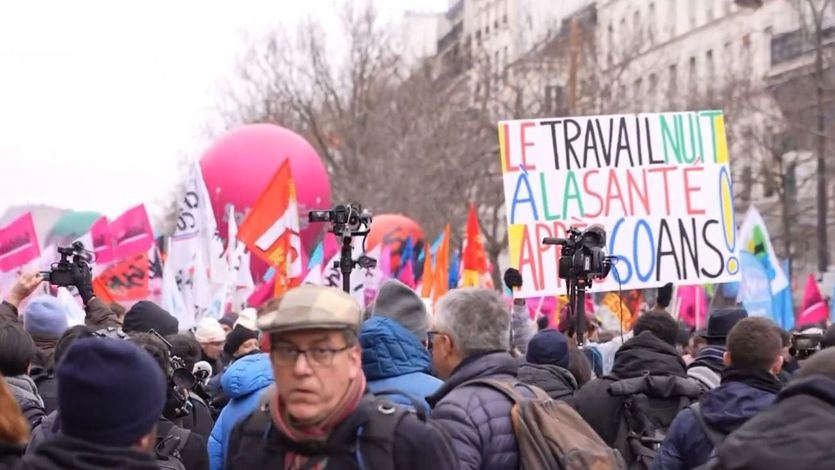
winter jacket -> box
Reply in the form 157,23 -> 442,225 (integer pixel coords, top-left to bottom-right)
4,375 -> 46,430
715,375 -> 835,469
360,316 -> 442,414
157,418 -> 209,470
31,370 -> 58,415
225,393 -> 457,470
208,353 -> 273,470
20,433 -> 158,470
26,410 -> 60,454
573,332 -> 693,451
428,351 -> 534,470
651,369 -> 780,470
510,303 -> 535,354
687,345 -> 726,392
517,362 -> 577,403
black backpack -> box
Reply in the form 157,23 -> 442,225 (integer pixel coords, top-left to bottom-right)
230,395 -> 419,469
608,374 -> 703,470
155,425 -> 190,470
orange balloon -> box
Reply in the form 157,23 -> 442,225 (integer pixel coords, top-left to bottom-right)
366,214 -> 424,272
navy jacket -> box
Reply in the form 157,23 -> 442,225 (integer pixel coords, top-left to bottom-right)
428,351 -> 531,470
360,316 -> 442,414
652,379 -> 777,470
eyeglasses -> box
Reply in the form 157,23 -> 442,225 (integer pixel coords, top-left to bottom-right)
272,345 -> 352,366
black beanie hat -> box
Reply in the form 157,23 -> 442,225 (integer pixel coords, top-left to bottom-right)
57,337 -> 165,447
224,325 -> 259,357
526,328 -> 570,369
123,301 -> 179,337
657,283 -> 673,308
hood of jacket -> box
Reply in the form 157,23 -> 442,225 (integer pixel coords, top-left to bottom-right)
777,374 -> 835,405
699,380 -> 777,434
4,375 -> 44,408
22,434 -> 158,470
518,362 -> 577,398
220,352 -> 274,399
610,331 -> 687,379
360,316 -> 433,381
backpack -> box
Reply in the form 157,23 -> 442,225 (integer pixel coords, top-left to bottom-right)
689,402 -> 728,470
463,378 -> 625,470
232,395 -> 419,469
155,425 -> 190,470
608,374 -> 703,470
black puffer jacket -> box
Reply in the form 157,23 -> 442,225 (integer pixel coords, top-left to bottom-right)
21,434 -> 158,469
573,332 -> 692,447
428,351 -> 535,470
517,362 -> 578,403
716,375 -> 835,469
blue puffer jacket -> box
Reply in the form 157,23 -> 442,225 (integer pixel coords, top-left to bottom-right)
360,316 -> 442,414
208,353 -> 273,470
652,376 -> 778,470
428,351 -> 531,470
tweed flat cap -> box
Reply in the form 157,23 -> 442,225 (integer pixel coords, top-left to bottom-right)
257,285 -> 362,334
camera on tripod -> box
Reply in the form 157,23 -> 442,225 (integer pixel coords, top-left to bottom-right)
308,204 -> 372,238
544,226 -> 614,283
41,241 -> 92,287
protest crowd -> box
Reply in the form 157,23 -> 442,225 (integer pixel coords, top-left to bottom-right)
0,111 -> 833,470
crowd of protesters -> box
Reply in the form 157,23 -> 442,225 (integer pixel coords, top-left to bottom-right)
1,265 -> 834,470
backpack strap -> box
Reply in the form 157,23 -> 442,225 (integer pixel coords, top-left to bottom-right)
156,425 -> 191,459
461,378 -> 549,402
689,402 -> 727,449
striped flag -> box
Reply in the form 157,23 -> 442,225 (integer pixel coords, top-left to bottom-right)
237,161 -> 303,297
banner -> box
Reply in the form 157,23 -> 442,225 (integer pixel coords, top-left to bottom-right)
110,205 -> 154,260
738,251 -> 774,320
93,252 -> 149,301
738,207 -> 789,294
0,213 -> 41,272
499,110 -> 740,297
162,164 -> 218,329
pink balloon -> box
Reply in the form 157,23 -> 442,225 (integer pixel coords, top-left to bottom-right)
200,124 -> 331,279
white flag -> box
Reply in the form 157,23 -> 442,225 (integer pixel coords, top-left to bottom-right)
738,207 -> 789,293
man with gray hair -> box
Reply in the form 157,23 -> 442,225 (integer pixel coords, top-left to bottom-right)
427,288 -> 535,469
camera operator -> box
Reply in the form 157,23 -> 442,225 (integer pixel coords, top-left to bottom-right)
129,333 -> 209,470
167,333 -> 216,437
1,266 -> 120,331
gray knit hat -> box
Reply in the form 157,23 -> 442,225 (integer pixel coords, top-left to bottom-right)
371,279 -> 429,342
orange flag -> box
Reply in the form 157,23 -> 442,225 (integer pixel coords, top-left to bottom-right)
92,252 -> 149,301
237,161 -> 303,297
433,224 -> 451,303
461,204 -> 488,287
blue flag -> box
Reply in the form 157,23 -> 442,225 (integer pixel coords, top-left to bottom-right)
308,242 -> 324,270
399,237 -> 414,275
740,251 -> 774,322
772,259 -> 794,330
448,250 -> 461,288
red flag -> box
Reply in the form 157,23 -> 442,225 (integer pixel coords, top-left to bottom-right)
0,213 -> 40,272
92,252 -> 149,301
461,204 -> 488,287
237,161 -> 302,297
399,258 -> 416,289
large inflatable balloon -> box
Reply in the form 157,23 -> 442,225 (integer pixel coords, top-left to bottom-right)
200,124 -> 331,279
366,214 -> 424,272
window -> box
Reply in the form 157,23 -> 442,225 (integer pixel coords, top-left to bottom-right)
634,78 -> 643,109
649,73 -> 659,110
741,166 -> 753,202
495,50 -> 500,75
724,41 -> 733,74
706,0 -> 714,21
668,0 -> 677,38
706,49 -> 714,96
634,9 -> 642,43
688,56 -> 697,95
689,0 -> 697,29
668,63 -> 678,96
649,2 -> 656,43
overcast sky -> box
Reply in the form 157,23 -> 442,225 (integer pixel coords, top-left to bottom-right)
0,0 -> 446,220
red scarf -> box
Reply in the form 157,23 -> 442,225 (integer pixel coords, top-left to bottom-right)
271,372 -> 367,469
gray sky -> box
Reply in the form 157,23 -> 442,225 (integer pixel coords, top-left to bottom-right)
0,0 -> 446,220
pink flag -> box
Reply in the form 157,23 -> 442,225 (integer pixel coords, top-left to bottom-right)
379,245 -> 392,278
798,274 -> 827,327
0,213 -> 41,272
678,285 -> 709,330
399,259 -> 416,289
89,216 -> 115,264
322,233 -> 339,266
109,205 -> 153,260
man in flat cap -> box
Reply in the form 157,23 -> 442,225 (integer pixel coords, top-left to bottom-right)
225,285 -> 456,470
